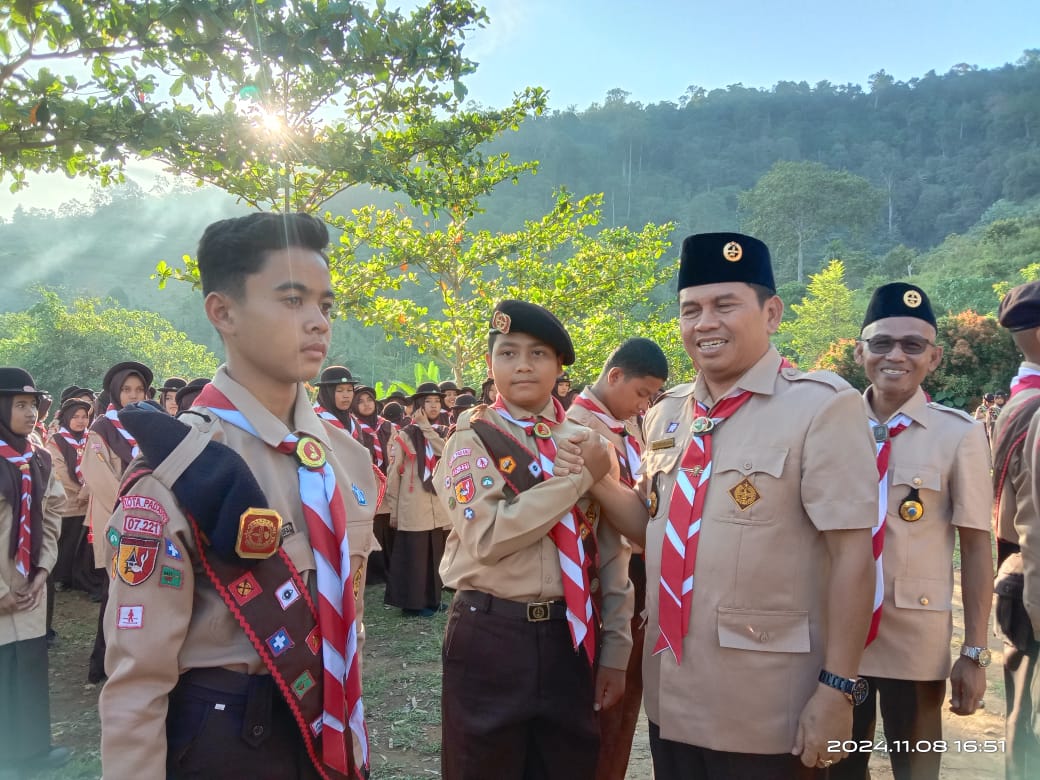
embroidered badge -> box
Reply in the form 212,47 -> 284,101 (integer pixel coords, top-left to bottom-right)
491,310 -> 511,334
305,627 -> 321,655
455,475 -> 476,504
451,462 -> 471,477
449,448 -> 472,465
532,421 -> 552,439
444,476 -> 452,488
729,478 -> 761,510
229,572 -> 263,606
448,497 -> 457,509
353,567 -> 363,598
279,522 -> 295,540
528,462 -> 542,478
117,605 -> 144,629
159,565 -> 182,589
666,422 -> 679,434
481,476 -> 494,488
352,484 -> 367,506
463,508 -> 475,520
106,527 -> 121,548
691,417 -> 715,435
164,539 -> 183,560
475,456 -> 489,469
499,456 -> 516,474
116,535 -> 161,586
650,438 -> 675,451
123,515 -> 164,538
292,670 -> 316,698
236,508 -> 282,559
119,495 -> 169,524
723,241 -> 743,262
276,579 -> 301,610
296,436 -> 326,469
267,627 -> 295,658
311,716 -> 324,736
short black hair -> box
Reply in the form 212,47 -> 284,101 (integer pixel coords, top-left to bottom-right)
604,337 -> 669,382
197,212 -> 330,297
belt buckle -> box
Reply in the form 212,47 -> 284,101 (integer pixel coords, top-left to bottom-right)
526,601 -> 552,622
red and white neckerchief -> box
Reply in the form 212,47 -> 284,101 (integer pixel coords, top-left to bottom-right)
0,438 -> 34,577
492,396 -> 597,663
313,404 -> 362,442
571,390 -> 642,487
57,427 -> 85,482
865,413 -> 911,647
104,403 -> 140,458
654,388 -> 755,664
199,385 -> 367,778
355,418 -> 385,468
1010,365 -> 1040,398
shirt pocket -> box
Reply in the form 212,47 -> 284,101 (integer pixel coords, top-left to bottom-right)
280,530 -> 317,574
717,607 -> 810,653
712,446 -> 789,524
890,463 -> 941,495
893,576 -> 951,612
644,447 -> 684,522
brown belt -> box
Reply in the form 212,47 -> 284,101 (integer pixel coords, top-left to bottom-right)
455,589 -> 568,623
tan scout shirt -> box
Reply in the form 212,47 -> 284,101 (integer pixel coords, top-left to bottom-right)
859,388 -> 992,681
638,347 -> 877,754
1023,403 -> 1040,630
993,366 -> 1040,547
45,438 -> 90,517
384,429 -> 451,532
436,399 -> 635,671
82,427 -> 125,567
0,467 -> 63,646
99,367 -> 376,780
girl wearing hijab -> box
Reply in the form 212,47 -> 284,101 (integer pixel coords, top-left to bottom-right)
312,365 -> 361,439
0,367 -> 69,775
81,360 -> 152,683
351,386 -> 396,585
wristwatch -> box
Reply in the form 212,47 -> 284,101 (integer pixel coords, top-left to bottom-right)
960,645 -> 992,668
818,669 -> 869,706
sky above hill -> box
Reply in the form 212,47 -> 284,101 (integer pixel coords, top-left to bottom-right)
2,0 -> 1037,215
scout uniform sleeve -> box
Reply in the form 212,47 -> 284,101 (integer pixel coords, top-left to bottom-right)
949,421 -> 994,530
1023,413 -> 1040,630
801,386 -> 878,531
82,430 -> 121,512
436,426 -> 598,565
594,492 -> 634,671
45,442 -> 73,515
99,476 -> 194,780
383,435 -> 404,523
38,467 -> 65,574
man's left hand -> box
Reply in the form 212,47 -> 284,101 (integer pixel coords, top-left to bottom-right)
949,656 -> 987,715
594,666 -> 626,711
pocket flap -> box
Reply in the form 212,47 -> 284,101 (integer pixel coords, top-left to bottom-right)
645,446 -> 683,478
715,446 -> 789,478
717,607 -> 810,653
893,576 -> 950,611
890,464 -> 940,491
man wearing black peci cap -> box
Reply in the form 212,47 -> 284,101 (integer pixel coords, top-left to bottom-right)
829,283 -> 993,780
992,279 -> 1040,779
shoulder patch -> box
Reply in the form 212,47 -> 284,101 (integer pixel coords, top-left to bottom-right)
926,402 -> 976,424
782,368 -> 850,392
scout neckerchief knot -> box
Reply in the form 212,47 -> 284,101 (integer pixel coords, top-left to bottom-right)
313,403 -> 361,442
355,418 -> 385,468
1010,365 -> 1040,398
865,414 -> 910,647
196,384 -> 368,778
571,391 -> 642,486
57,426 -> 85,482
0,438 -> 34,576
492,395 -> 597,663
105,403 -> 140,458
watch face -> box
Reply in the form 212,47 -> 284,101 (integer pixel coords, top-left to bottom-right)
977,649 -> 992,668
850,677 -> 870,706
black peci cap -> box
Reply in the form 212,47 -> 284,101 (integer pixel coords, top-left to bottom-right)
998,281 -> 1040,332
489,300 -> 575,365
861,282 -> 936,331
677,233 -> 775,294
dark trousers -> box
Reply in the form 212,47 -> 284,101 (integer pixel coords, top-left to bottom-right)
366,513 -> 394,586
441,590 -> 599,780
649,721 -> 823,780
829,676 -> 946,780
1003,638 -> 1040,779
596,554 -> 645,780
88,573 -> 108,683
52,515 -> 84,585
0,635 -> 51,768
166,667 -> 324,779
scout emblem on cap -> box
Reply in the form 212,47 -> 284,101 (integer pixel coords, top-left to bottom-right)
691,417 -> 715,435
491,310 -> 511,333
899,488 -> 923,522
722,241 -> 743,262
236,508 -> 283,559
296,436 -> 326,470
729,478 -> 761,510
903,289 -> 922,308
532,421 -> 553,439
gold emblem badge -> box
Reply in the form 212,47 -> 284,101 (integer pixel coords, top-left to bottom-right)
236,508 -> 283,559
532,421 -> 553,439
353,567 -> 363,598
648,488 -> 659,516
903,289 -> 922,308
491,310 -> 512,334
650,438 -> 675,451
691,417 -> 715,435
729,478 -> 760,510
722,241 -> 743,262
499,456 -> 516,474
296,436 -> 326,470
899,499 -> 923,522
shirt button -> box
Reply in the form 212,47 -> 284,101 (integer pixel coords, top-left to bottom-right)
919,596 -> 929,606
758,632 -> 770,643
912,477 -> 922,487
544,576 -> 553,584
743,461 -> 752,470
252,725 -> 264,737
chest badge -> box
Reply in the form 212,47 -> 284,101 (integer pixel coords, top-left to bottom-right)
237,508 -> 283,559
729,478 -> 761,510
296,437 -> 326,470
532,422 -> 553,439
647,487 -> 659,516
899,487 -> 924,522
691,417 -> 715,435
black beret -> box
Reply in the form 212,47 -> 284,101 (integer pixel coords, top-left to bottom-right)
998,281 -> 1040,332
103,361 -> 154,393
412,381 -> 445,401
0,367 -> 45,397
489,300 -> 575,365
678,233 -> 775,294
314,366 -> 357,386
861,282 -> 936,330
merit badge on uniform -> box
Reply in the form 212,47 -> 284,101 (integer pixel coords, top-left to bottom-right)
116,535 -> 161,586
295,436 -> 326,470
666,421 -> 679,434
351,483 -> 367,506
729,478 -> 761,510
165,539 -> 183,560
159,565 -> 183,589
116,605 -> 143,629
899,488 -> 923,522
106,527 -> 121,548
455,475 -> 475,504
463,507 -> 475,520
229,571 -> 262,606
267,627 -> 295,658
476,456 -> 489,469
236,507 -> 283,559
276,578 -> 301,610
481,476 -> 494,488
499,456 -> 516,474
691,417 -> 715,435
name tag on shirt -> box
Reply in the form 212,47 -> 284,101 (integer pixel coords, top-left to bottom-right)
650,438 -> 675,451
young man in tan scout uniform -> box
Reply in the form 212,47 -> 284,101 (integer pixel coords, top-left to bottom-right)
829,282 -> 992,780
596,233 -> 879,778
993,280 -> 1040,779
99,213 -> 377,780
566,336 -> 668,780
436,299 -> 638,780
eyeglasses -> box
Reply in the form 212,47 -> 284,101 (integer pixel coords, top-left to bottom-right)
858,336 -> 936,356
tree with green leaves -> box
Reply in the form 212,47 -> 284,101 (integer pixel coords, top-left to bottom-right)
779,259 -> 859,367
738,162 -> 884,283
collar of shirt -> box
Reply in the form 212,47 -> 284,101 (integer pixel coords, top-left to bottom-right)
862,385 -> 930,428
577,386 -> 636,435
210,365 -> 331,448
693,345 -> 782,407
496,395 -> 560,423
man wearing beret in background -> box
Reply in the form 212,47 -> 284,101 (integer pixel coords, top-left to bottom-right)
591,233 -> 879,778
830,283 -> 993,780
993,280 -> 1040,779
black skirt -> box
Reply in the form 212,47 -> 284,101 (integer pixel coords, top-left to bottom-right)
0,635 -> 51,767
384,528 -> 448,611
